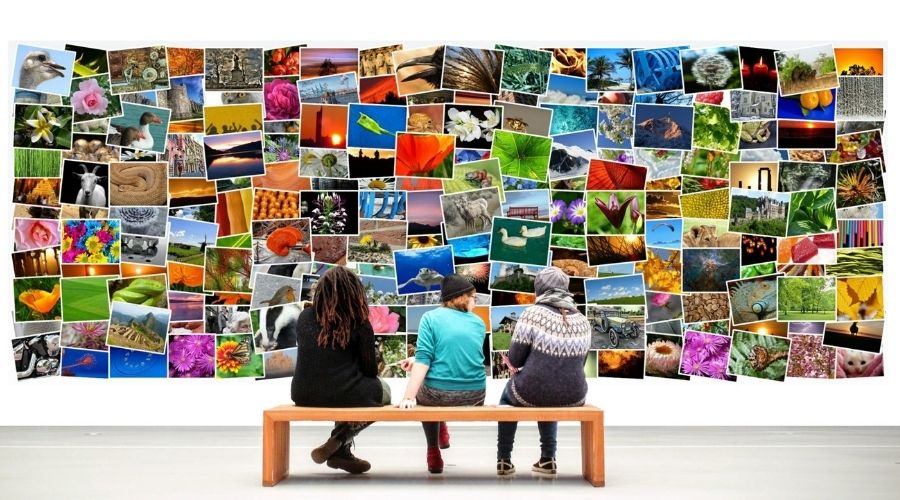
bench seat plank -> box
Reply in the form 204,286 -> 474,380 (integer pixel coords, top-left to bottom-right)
262,404 -> 605,487
265,405 -> 602,422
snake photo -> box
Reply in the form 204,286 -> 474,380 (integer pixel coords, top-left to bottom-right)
110,162 -> 168,206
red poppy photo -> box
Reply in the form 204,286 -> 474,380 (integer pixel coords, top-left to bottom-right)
395,133 -> 455,178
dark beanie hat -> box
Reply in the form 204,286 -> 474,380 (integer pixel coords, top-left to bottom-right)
441,273 -> 475,302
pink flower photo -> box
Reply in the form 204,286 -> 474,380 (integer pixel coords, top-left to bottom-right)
72,78 -> 109,115
69,74 -> 120,121
264,79 -> 300,120
15,218 -> 60,251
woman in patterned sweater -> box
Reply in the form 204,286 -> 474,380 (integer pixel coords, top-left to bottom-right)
495,266 -> 591,476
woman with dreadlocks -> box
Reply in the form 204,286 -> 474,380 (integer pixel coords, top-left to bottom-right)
291,266 -> 390,474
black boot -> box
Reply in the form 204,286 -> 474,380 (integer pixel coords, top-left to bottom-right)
326,441 -> 371,474
311,435 -> 343,464
311,425 -> 350,464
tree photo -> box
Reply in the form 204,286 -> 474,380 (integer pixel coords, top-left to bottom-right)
777,276 -> 836,321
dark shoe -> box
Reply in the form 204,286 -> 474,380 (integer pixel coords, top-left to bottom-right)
439,422 -> 450,449
426,446 -> 443,473
532,457 -> 557,475
311,436 -> 343,464
326,446 -> 371,474
497,458 -> 516,476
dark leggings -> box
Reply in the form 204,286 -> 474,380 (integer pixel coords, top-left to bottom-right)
416,384 -> 485,447
497,385 -> 558,459
421,423 -> 441,448
329,379 -> 392,447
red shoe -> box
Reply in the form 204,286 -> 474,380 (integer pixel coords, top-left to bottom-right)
426,446 -> 443,474
439,422 -> 450,449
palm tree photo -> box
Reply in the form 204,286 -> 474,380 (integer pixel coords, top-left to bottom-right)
588,55 -> 614,90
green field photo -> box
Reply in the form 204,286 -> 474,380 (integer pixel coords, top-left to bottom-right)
62,277 -> 111,321
492,330 -> 512,351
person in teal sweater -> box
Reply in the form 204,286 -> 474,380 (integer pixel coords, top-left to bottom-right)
399,273 -> 486,474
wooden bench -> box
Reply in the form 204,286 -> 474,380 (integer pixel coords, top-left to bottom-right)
263,405 -> 604,487
506,206 -> 540,219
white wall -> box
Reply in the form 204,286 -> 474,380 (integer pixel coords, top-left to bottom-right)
2,3 -> 896,426
3,370 -> 900,426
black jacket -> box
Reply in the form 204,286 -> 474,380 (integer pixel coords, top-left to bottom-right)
291,307 -> 383,407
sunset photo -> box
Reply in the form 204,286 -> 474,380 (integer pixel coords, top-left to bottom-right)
300,48 -> 358,80
777,120 -> 836,149
833,47 -> 883,75
359,75 -> 405,105
300,104 -> 348,148
203,131 -> 264,180
169,178 -> 217,208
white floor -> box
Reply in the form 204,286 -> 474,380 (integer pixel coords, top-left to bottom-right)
1,426 -> 899,499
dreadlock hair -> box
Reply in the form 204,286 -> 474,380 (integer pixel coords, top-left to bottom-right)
314,266 -> 369,350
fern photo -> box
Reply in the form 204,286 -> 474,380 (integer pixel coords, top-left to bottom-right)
728,330 -> 791,381
496,45 -> 551,95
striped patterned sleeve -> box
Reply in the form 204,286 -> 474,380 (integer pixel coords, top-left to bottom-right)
507,308 -> 536,367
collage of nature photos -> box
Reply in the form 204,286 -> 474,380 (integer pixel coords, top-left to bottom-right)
10,42 -> 885,383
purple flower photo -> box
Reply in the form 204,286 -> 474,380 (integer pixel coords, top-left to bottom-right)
550,191 -> 587,236
680,330 -> 736,381
566,198 -> 587,225
550,199 -> 567,223
168,335 -> 216,378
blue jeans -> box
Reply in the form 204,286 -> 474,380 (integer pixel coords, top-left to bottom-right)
496,384 -> 558,459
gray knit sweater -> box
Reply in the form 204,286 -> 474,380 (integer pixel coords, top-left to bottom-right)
507,303 -> 591,407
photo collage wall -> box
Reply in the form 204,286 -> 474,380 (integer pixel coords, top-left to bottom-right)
11,43 -> 885,382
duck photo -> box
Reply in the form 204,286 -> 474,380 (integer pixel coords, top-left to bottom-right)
490,217 -> 551,266
497,228 -> 528,247
519,224 -> 546,238
107,102 -> 170,154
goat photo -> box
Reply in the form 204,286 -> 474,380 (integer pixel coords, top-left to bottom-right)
440,186 -> 501,239
60,160 -> 108,208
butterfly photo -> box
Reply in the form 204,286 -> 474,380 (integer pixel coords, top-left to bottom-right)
215,334 -> 263,378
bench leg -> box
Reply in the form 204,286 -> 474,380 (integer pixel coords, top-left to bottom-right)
580,415 -> 605,487
263,416 -> 290,486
